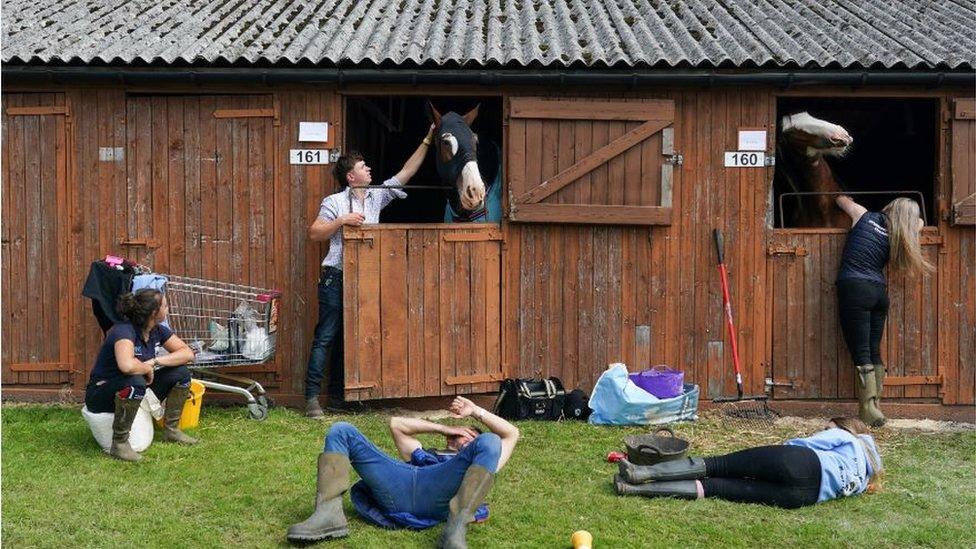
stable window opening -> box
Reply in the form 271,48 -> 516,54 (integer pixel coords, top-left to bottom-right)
773,97 -> 938,228
344,95 -> 503,224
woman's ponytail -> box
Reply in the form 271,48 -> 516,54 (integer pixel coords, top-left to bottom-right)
116,289 -> 163,331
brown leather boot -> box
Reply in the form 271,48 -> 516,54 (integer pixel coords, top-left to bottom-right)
437,465 -> 494,549
110,395 -> 143,462
162,385 -> 199,444
286,453 -> 351,542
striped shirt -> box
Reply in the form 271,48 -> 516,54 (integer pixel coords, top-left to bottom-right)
318,177 -> 406,269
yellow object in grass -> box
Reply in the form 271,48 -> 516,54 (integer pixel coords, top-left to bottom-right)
155,380 -> 206,430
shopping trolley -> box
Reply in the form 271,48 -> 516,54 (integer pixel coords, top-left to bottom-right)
83,257 -> 281,420
164,275 -> 281,421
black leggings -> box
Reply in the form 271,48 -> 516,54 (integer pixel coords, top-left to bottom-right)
836,279 -> 889,365
701,446 -> 822,509
84,366 -> 192,414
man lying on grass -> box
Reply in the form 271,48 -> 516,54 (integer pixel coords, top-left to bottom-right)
287,396 -> 519,548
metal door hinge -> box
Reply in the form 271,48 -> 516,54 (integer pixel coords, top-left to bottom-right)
765,155 -> 775,166
665,153 -> 683,166
329,148 -> 343,163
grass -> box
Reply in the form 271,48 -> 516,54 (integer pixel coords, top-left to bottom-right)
2,404 -> 974,548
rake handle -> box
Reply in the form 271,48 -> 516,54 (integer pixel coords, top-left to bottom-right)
713,229 -> 744,399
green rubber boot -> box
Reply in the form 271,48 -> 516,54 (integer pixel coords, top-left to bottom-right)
109,395 -> 143,462
437,465 -> 494,549
286,453 -> 350,542
162,385 -> 199,444
618,457 -> 707,484
856,364 -> 885,427
614,475 -> 699,500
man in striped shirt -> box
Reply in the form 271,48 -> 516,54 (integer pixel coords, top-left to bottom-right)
303,126 -> 434,418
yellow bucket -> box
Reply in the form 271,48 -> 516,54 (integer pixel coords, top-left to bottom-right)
155,380 -> 206,430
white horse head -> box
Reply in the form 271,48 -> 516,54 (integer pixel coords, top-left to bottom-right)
781,112 -> 853,158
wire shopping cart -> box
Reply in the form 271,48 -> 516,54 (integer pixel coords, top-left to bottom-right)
164,275 -> 281,421
83,257 -> 281,420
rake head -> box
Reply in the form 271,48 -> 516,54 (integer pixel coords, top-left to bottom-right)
713,396 -> 780,429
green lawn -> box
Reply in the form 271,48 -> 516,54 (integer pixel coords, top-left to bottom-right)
2,404 -> 974,548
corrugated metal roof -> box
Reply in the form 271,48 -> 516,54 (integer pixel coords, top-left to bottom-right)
3,0 -> 974,69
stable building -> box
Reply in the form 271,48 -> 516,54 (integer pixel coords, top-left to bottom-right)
2,0 -> 974,418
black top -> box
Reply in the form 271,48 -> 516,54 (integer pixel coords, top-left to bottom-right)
89,322 -> 173,381
837,211 -> 890,285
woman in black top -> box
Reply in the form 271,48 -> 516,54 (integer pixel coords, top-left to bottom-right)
834,196 -> 933,427
84,288 -> 198,461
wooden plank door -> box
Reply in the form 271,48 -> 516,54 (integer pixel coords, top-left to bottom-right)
507,97 -> 675,225
1,93 -> 74,385
343,225 -> 503,401
768,231 -> 943,400
124,95 -> 279,379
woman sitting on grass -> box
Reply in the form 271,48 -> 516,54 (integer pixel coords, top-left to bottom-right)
615,417 -> 882,509
84,288 -> 198,462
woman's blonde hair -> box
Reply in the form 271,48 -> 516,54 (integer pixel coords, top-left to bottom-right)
830,416 -> 885,493
882,198 -> 934,275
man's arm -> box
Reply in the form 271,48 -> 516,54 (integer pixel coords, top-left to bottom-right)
392,125 -> 435,185
389,416 -> 476,461
450,397 -> 520,471
308,197 -> 363,241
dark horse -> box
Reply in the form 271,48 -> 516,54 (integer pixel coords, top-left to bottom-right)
776,112 -> 853,228
427,102 -> 502,223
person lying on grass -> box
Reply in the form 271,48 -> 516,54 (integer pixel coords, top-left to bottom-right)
287,396 -> 520,548
615,417 -> 882,509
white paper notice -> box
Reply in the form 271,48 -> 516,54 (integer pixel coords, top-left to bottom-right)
738,130 -> 767,151
299,122 -> 329,143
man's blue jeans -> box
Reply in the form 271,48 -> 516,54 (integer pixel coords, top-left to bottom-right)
324,422 -> 501,520
304,267 -> 343,400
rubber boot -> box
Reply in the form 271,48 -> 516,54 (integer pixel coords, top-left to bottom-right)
286,453 -> 350,542
618,457 -> 707,484
437,465 -> 494,549
162,385 -> 199,444
110,395 -> 143,462
306,397 -> 325,419
614,475 -> 698,500
856,364 -> 885,427
874,363 -> 886,406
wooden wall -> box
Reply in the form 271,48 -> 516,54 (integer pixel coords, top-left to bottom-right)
1,82 -> 972,406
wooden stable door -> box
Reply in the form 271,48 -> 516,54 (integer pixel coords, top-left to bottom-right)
342,225 -> 503,400
124,95 -> 279,376
1,93 -> 74,385
767,231 -> 943,400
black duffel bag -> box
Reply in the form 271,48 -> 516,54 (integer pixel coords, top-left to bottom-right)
493,377 -> 566,420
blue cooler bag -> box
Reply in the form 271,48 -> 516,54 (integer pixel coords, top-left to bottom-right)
588,363 -> 699,425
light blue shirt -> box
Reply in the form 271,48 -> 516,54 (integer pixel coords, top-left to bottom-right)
785,428 -> 881,502
317,177 -> 406,269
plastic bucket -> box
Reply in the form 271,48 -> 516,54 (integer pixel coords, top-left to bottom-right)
155,379 -> 206,430
628,366 -> 684,399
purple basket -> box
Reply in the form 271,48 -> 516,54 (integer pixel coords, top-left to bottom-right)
629,366 -> 684,399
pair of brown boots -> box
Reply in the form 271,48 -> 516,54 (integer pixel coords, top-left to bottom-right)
286,453 -> 493,549
110,385 -> 199,462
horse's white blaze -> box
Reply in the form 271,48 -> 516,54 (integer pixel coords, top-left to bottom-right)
441,133 -> 458,156
784,112 -> 852,157
459,161 -> 486,210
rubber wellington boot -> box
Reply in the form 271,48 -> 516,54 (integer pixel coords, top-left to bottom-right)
856,364 -> 885,427
286,453 -> 351,542
618,457 -> 707,484
874,363 -> 887,406
110,395 -> 143,462
306,397 -> 326,419
437,465 -> 494,549
162,385 -> 199,444
614,475 -> 698,500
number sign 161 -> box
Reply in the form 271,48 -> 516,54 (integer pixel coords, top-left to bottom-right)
290,149 -> 329,165
724,151 -> 765,168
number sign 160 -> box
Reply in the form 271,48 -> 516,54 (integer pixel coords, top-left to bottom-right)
724,151 -> 765,168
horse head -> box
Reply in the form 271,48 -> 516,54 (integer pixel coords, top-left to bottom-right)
780,111 -> 853,159
427,102 -> 487,214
